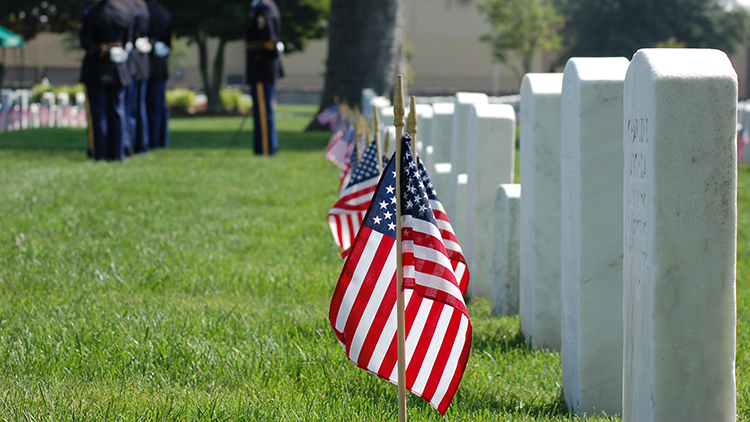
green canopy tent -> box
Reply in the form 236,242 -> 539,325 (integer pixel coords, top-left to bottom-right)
0,25 -> 25,90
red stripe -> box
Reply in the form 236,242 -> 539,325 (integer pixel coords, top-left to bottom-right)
356,272 -> 397,369
436,322 -> 472,415
418,308 -> 465,413
402,254 -> 468,317
329,228 -> 372,337
405,301 -> 442,390
341,235 -> 395,354
345,214 -> 356,248
377,294 -> 424,381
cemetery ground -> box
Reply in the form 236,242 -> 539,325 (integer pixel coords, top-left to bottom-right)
0,105 -> 748,421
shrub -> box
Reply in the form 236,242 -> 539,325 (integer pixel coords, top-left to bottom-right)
31,84 -> 85,103
220,89 -> 251,113
166,88 -> 196,114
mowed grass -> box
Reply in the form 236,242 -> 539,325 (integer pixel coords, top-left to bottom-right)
0,104 -> 747,421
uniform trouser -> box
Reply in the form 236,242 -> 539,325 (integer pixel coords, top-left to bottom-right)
146,79 -> 170,148
127,78 -> 150,153
85,83 -> 127,161
250,81 -> 278,155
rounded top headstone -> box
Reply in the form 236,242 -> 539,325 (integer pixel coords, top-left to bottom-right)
432,102 -> 455,115
632,48 -> 737,81
521,73 -> 564,94
564,57 -> 630,82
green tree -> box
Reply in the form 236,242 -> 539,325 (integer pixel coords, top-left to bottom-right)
477,0 -> 564,87
0,0 -> 85,41
159,0 -> 328,113
555,0 -> 750,62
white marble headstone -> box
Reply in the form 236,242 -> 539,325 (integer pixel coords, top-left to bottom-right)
493,183 -> 521,316
560,56 -> 629,416
623,48 -> 737,422
464,103 -> 516,299
447,92 -> 488,243
429,102 -> 455,198
519,73 -> 563,350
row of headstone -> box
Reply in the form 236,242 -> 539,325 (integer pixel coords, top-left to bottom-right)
363,47 -> 737,421
0,89 -> 87,132
520,49 -> 737,421
366,90 -> 519,303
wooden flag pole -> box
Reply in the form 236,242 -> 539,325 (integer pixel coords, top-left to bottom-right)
407,95 -> 418,162
354,112 -> 363,163
373,107 -> 383,173
393,74 -> 408,422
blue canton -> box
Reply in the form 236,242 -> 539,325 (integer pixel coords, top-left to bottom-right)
400,135 -> 438,226
362,134 -> 438,238
362,153 -> 398,237
346,140 -> 382,188
416,153 -> 440,201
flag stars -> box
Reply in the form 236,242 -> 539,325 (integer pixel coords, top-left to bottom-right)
379,200 -> 389,209
373,215 -> 382,225
390,195 -> 397,205
388,222 -> 396,231
383,211 -> 393,220
386,185 -> 395,194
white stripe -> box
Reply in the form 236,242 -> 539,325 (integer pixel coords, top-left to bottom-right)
371,289 -> 414,380
404,300 -> 434,368
410,304 -> 454,395
335,230 -> 383,331
348,242 -> 396,363
412,243 -> 454,275
412,270 -> 464,303
429,315 -> 469,408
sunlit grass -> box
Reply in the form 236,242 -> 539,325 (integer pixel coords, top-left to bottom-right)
0,107 -> 746,421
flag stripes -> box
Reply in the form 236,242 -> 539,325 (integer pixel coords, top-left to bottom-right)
329,136 -> 471,415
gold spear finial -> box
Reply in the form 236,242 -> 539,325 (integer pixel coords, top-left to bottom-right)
407,95 -> 418,135
394,75 -> 405,128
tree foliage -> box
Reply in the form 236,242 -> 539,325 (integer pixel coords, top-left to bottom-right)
0,0 -> 85,41
158,0 -> 328,112
555,0 -> 750,61
477,0 -> 563,85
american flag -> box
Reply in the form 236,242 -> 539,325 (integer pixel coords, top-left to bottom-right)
739,126 -> 749,161
316,103 -> 339,128
328,139 -> 383,254
325,126 -> 355,170
329,134 -> 472,415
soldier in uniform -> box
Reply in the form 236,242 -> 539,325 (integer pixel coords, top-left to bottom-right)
124,0 -> 151,154
146,0 -> 172,149
80,0 -> 133,161
245,0 -> 284,156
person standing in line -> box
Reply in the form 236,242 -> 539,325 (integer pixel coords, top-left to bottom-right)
80,0 -> 133,161
146,0 -> 172,149
124,0 -> 151,154
245,0 -> 284,156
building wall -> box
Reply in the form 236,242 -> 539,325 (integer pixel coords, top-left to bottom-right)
3,2 -> 749,99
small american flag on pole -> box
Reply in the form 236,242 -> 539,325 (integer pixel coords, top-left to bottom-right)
325,126 -> 355,170
328,139 -> 384,254
316,103 -> 339,128
329,135 -> 471,415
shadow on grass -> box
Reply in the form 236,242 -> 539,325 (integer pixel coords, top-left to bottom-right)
170,129 -> 330,152
0,127 -> 332,154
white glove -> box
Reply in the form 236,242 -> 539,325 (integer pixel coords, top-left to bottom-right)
135,37 -> 152,54
124,41 -> 133,53
109,46 -> 128,63
154,41 -> 171,57
276,41 -> 284,54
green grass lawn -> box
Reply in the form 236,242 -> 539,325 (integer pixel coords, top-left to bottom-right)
0,105 -> 747,421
